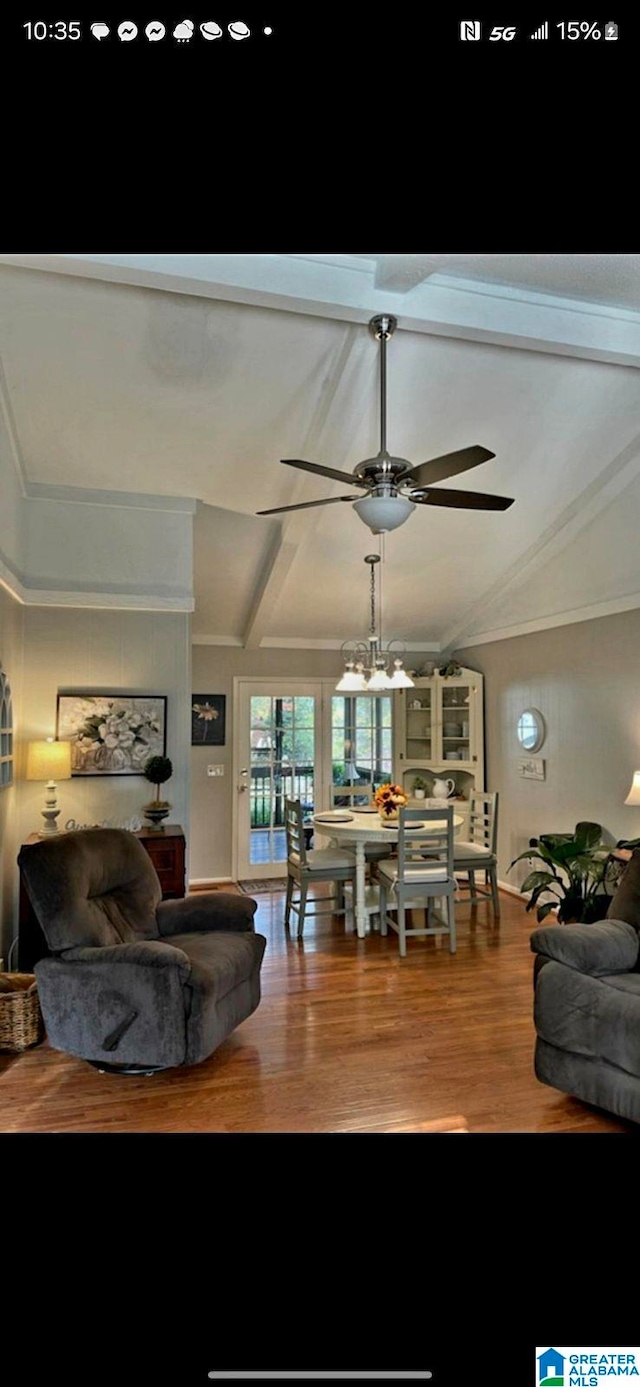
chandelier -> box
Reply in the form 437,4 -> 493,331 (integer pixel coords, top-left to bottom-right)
336,554 -> 415,692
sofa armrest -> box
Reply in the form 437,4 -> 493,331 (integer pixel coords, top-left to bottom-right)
530,918 -> 639,977
156,891 -> 257,938
62,939 -> 191,981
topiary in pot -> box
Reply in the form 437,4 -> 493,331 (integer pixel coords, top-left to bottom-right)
142,754 -> 173,828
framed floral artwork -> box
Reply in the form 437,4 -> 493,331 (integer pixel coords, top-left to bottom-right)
56,693 -> 167,775
191,694 -> 225,746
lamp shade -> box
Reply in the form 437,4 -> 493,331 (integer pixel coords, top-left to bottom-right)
26,739 -> 72,781
625,771 -> 640,806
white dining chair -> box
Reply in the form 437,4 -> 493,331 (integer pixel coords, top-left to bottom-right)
453,791 -> 500,917
284,798 -> 356,938
377,806 -> 457,957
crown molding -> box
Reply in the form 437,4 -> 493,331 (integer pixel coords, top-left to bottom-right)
456,591 -> 640,650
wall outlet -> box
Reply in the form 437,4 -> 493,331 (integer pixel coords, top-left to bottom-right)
207,764 -> 224,777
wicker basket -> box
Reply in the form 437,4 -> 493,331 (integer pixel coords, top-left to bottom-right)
0,973 -> 45,1052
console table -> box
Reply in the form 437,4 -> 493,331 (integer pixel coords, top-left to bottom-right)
17,825 -> 186,971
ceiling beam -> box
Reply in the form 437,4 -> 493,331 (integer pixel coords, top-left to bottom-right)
2,253 -> 640,368
373,255 -> 439,293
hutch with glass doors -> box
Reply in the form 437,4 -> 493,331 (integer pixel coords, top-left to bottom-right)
393,667 -> 484,836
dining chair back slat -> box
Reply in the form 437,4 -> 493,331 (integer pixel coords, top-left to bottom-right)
377,806 -> 457,957
284,798 -> 356,938
453,791 -> 500,916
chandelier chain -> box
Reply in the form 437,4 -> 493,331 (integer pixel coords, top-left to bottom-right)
370,559 -> 376,638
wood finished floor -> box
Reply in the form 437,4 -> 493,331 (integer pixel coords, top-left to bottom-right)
0,886 -> 636,1133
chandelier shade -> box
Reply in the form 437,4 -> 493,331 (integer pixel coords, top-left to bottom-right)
335,554 -> 414,693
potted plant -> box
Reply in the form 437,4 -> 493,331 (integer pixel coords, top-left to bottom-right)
508,820 -> 613,923
142,754 -> 173,829
413,775 -> 428,800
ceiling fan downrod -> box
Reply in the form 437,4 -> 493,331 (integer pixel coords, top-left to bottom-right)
369,314 -> 397,463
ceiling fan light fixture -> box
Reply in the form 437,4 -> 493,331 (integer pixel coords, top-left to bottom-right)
352,493 -> 416,535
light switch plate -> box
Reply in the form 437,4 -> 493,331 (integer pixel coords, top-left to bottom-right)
207,764 -> 224,776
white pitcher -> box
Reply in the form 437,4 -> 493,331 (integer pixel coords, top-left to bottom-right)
432,777 -> 456,799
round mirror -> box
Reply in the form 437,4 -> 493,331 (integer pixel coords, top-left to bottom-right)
517,708 -> 545,752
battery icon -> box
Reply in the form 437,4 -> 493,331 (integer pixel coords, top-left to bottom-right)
604,21 -> 619,39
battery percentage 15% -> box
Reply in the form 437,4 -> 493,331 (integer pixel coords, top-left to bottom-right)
557,21 -> 603,38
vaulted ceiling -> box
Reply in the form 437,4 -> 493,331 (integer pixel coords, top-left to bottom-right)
1,252 -> 640,652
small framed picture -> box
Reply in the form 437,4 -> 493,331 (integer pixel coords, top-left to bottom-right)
191,694 -> 226,746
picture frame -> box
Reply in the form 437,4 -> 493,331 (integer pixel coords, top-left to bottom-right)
56,693 -> 167,776
191,693 -> 226,746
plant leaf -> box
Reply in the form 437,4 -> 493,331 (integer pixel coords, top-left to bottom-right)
520,870 -> 562,894
538,833 -> 574,853
536,902 -> 559,922
574,821 -> 603,850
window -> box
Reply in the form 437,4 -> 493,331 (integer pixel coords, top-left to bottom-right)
0,666 -> 14,789
331,695 -> 393,807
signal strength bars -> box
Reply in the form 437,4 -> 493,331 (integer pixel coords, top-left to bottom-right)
530,21 -> 549,38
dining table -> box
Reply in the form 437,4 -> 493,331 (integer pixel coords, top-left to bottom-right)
312,807 -> 464,939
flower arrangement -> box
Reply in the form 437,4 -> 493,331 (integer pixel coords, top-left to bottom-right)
374,782 -> 408,818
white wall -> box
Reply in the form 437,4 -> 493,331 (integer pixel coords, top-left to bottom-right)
0,401 -> 25,588
16,606 -> 192,874
0,582 -> 23,961
22,494 -> 194,607
457,607 -> 640,891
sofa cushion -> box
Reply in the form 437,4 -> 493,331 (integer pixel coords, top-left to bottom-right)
534,960 -> 640,1080
531,918 -> 639,976
18,828 -> 161,952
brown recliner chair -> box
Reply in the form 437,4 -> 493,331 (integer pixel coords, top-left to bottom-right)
17,828 -> 266,1074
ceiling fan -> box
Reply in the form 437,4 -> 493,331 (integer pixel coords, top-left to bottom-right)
257,313 -> 514,534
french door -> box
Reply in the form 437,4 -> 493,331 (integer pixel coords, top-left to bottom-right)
234,679 -> 395,880
234,681 -> 326,880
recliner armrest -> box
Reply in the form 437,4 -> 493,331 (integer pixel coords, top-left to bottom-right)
62,939 -> 191,981
157,891 -> 257,937
530,918 -> 639,976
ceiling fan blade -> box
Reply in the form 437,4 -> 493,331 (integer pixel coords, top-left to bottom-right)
256,495 -> 360,516
281,458 -> 367,487
403,445 -> 496,489
412,487 -> 514,511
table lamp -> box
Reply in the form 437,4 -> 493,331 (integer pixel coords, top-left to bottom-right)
26,738 -> 72,835
625,772 -> 640,808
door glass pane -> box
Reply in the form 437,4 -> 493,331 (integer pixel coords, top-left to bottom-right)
249,695 -> 316,865
331,694 -> 393,806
